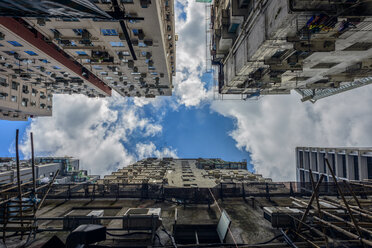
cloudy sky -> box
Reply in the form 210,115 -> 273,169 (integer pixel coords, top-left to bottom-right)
1,0 -> 372,181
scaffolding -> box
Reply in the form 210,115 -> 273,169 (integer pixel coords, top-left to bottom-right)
0,130 -> 58,246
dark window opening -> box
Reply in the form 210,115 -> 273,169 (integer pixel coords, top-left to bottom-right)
353,156 -> 359,180
367,157 -> 372,180
342,155 -> 347,178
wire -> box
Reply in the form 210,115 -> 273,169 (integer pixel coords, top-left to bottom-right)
155,233 -> 164,247
106,231 -> 151,237
253,234 -> 284,245
208,188 -> 238,248
161,225 -> 177,248
280,229 -> 298,248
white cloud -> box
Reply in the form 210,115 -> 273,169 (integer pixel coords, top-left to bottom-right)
172,0 -> 213,107
19,92 -> 172,176
211,85 -> 372,181
135,142 -> 178,160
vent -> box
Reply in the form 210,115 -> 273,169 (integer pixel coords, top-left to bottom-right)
313,79 -> 329,85
289,76 -> 311,81
343,42 -> 372,51
311,62 -> 339,69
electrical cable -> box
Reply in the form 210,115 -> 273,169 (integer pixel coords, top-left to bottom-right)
253,234 -> 284,245
280,229 -> 298,248
155,233 -> 164,247
208,188 -> 238,248
106,231 -> 151,237
161,225 -> 177,248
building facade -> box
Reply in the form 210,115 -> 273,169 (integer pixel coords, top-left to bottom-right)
0,74 -> 52,120
0,156 -> 95,184
296,147 -> 372,183
99,157 -> 270,187
24,0 -> 176,98
0,0 -> 176,120
211,0 -> 372,102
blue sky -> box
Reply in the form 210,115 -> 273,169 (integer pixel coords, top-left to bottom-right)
0,70 -> 254,172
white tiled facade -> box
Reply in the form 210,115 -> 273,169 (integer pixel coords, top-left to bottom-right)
296,147 -> 372,183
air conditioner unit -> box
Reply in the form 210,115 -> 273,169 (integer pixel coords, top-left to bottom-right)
122,208 -> 162,230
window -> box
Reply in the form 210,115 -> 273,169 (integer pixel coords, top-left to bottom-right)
343,42 -> 372,51
3,51 -> 15,56
100,71 -> 108,76
0,92 -> 7,100
101,29 -> 118,36
39,59 -> 50,64
72,28 -> 83,35
22,85 -> 29,94
321,153 -> 326,173
311,62 -> 339,69
341,155 -> 347,178
314,153 -> 318,171
121,0 -> 133,3
299,152 -> 303,168
328,153 -> 335,173
31,100 -> 36,106
368,157 -> 372,180
139,42 -> 147,47
353,156 -> 359,180
76,51 -> 88,56
307,152 -> 310,169
7,41 -> 23,47
110,41 -> 124,47
93,65 -> 103,70
53,66 -> 61,69
24,51 -> 38,56
0,77 -> 6,86
12,82 -> 18,90
11,95 -> 17,102
21,98 -> 28,107
300,170 -> 305,183
61,18 -> 79,22
132,29 -> 139,35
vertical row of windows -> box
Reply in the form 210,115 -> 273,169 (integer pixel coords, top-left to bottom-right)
354,156 -> 359,180
331,154 -> 336,173
367,157 -> 372,180
314,153 -> 318,171
299,152 -> 303,168
321,153 -> 326,173
341,154 -> 347,178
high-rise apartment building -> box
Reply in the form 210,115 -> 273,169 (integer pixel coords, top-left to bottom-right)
0,156 -> 97,184
296,147 -> 372,183
211,0 -> 372,102
0,75 -> 52,120
99,158 -> 270,187
0,0 -> 176,120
